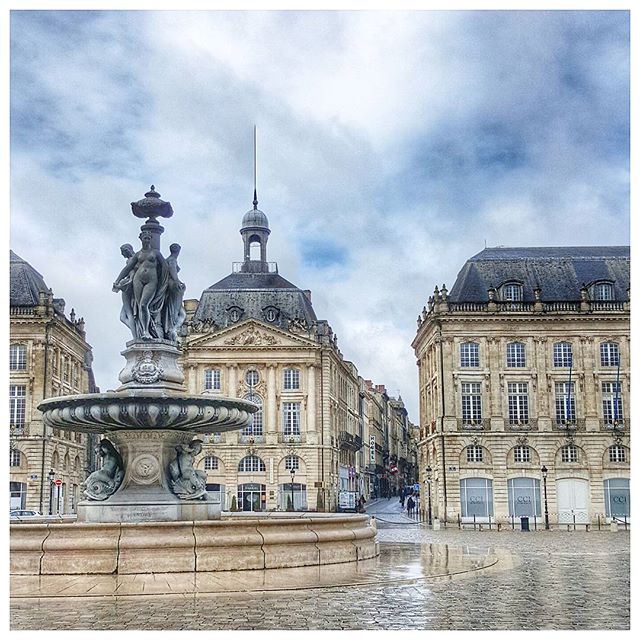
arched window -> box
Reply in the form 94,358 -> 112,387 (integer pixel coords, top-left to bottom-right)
228,307 -> 243,323
553,342 -> 573,368
506,342 -> 526,368
285,455 -> 300,471
74,456 -> 81,471
204,455 -> 219,471
513,445 -> 531,463
466,445 -> 483,463
63,453 -> 70,470
264,307 -> 279,322
560,444 -> 578,463
238,455 -> 266,472
460,342 -> 480,368
9,344 -> 27,371
600,342 -> 620,367
608,445 -> 626,463
52,451 -> 59,469
242,393 -> 263,436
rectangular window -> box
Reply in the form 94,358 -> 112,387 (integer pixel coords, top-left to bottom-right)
508,382 -> 529,424
282,402 -> 301,436
460,342 -> 480,368
461,382 -> 482,425
506,343 -> 526,368
555,381 -> 576,423
10,385 -> 26,430
9,345 -> 27,371
10,449 -> 21,467
602,382 -> 623,424
283,368 -> 300,390
204,368 -> 221,391
600,343 -> 620,367
553,342 -> 573,368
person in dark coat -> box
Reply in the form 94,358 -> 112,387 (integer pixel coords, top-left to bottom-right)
407,494 -> 415,516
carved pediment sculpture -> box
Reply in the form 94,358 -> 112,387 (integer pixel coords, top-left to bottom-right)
223,328 -> 280,346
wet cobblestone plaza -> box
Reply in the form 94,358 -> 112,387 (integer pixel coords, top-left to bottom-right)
10,499 -> 630,630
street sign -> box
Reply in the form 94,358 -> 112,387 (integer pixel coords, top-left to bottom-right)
54,479 -> 62,486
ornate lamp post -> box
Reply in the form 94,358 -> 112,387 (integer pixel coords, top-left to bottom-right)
290,468 -> 296,512
541,465 -> 550,530
426,465 -> 433,526
48,468 -> 55,516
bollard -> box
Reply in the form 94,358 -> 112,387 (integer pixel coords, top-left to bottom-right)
473,514 -> 477,531
573,513 -> 576,531
597,514 -> 601,531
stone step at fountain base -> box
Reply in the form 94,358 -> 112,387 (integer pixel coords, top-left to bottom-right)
10,514 -> 378,575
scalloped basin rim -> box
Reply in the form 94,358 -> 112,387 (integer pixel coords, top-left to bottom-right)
38,392 -> 258,412
36,392 -> 259,435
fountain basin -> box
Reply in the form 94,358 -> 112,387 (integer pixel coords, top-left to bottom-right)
38,391 -> 257,434
10,513 -> 379,575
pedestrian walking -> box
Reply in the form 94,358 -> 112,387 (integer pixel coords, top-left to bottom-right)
407,494 -> 415,516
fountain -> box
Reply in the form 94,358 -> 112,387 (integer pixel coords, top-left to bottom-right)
11,187 -> 378,576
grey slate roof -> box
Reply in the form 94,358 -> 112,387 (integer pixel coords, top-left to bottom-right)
10,250 -> 50,306
449,246 -> 630,303
195,270 -> 317,330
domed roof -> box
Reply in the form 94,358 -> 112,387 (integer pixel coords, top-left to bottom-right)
241,207 -> 269,230
10,250 -> 50,306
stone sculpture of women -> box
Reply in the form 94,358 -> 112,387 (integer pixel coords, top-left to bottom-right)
163,243 -> 186,342
83,440 -> 124,501
113,231 -> 169,340
114,244 -> 137,336
168,440 -> 207,500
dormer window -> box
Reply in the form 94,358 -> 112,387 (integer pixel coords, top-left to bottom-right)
228,306 -> 243,323
592,282 -> 614,301
501,282 -> 523,302
263,306 -> 279,323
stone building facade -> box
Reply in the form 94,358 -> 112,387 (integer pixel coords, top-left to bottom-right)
181,198 -> 416,511
9,251 -> 98,514
413,247 -> 630,526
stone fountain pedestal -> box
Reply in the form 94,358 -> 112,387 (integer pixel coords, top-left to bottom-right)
77,430 -> 221,523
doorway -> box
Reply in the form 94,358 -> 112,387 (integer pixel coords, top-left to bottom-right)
556,478 -> 590,524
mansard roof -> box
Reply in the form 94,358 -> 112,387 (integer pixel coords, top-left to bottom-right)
449,246 -> 630,303
195,271 -> 317,331
9,250 -> 50,306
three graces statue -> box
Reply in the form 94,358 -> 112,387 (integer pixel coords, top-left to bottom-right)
113,231 -> 186,342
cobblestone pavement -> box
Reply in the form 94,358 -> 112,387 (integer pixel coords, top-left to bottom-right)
10,498 -> 630,630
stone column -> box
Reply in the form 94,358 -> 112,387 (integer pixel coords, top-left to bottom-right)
307,364 -> 316,434
227,364 -> 237,398
267,364 -> 277,437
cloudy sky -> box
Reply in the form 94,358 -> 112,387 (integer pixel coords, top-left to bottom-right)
10,9 -> 630,419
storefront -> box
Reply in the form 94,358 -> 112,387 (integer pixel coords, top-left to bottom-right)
507,477 -> 541,519
237,483 -> 266,512
460,477 -> 493,522
604,478 -> 630,520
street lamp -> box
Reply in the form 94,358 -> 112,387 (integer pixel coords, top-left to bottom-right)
48,468 -> 55,516
541,465 -> 550,530
290,468 -> 295,512
426,466 -> 433,526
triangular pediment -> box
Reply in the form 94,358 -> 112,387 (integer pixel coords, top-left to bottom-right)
185,319 -> 318,349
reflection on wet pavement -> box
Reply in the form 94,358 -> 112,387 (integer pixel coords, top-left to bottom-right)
11,542 -> 505,598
